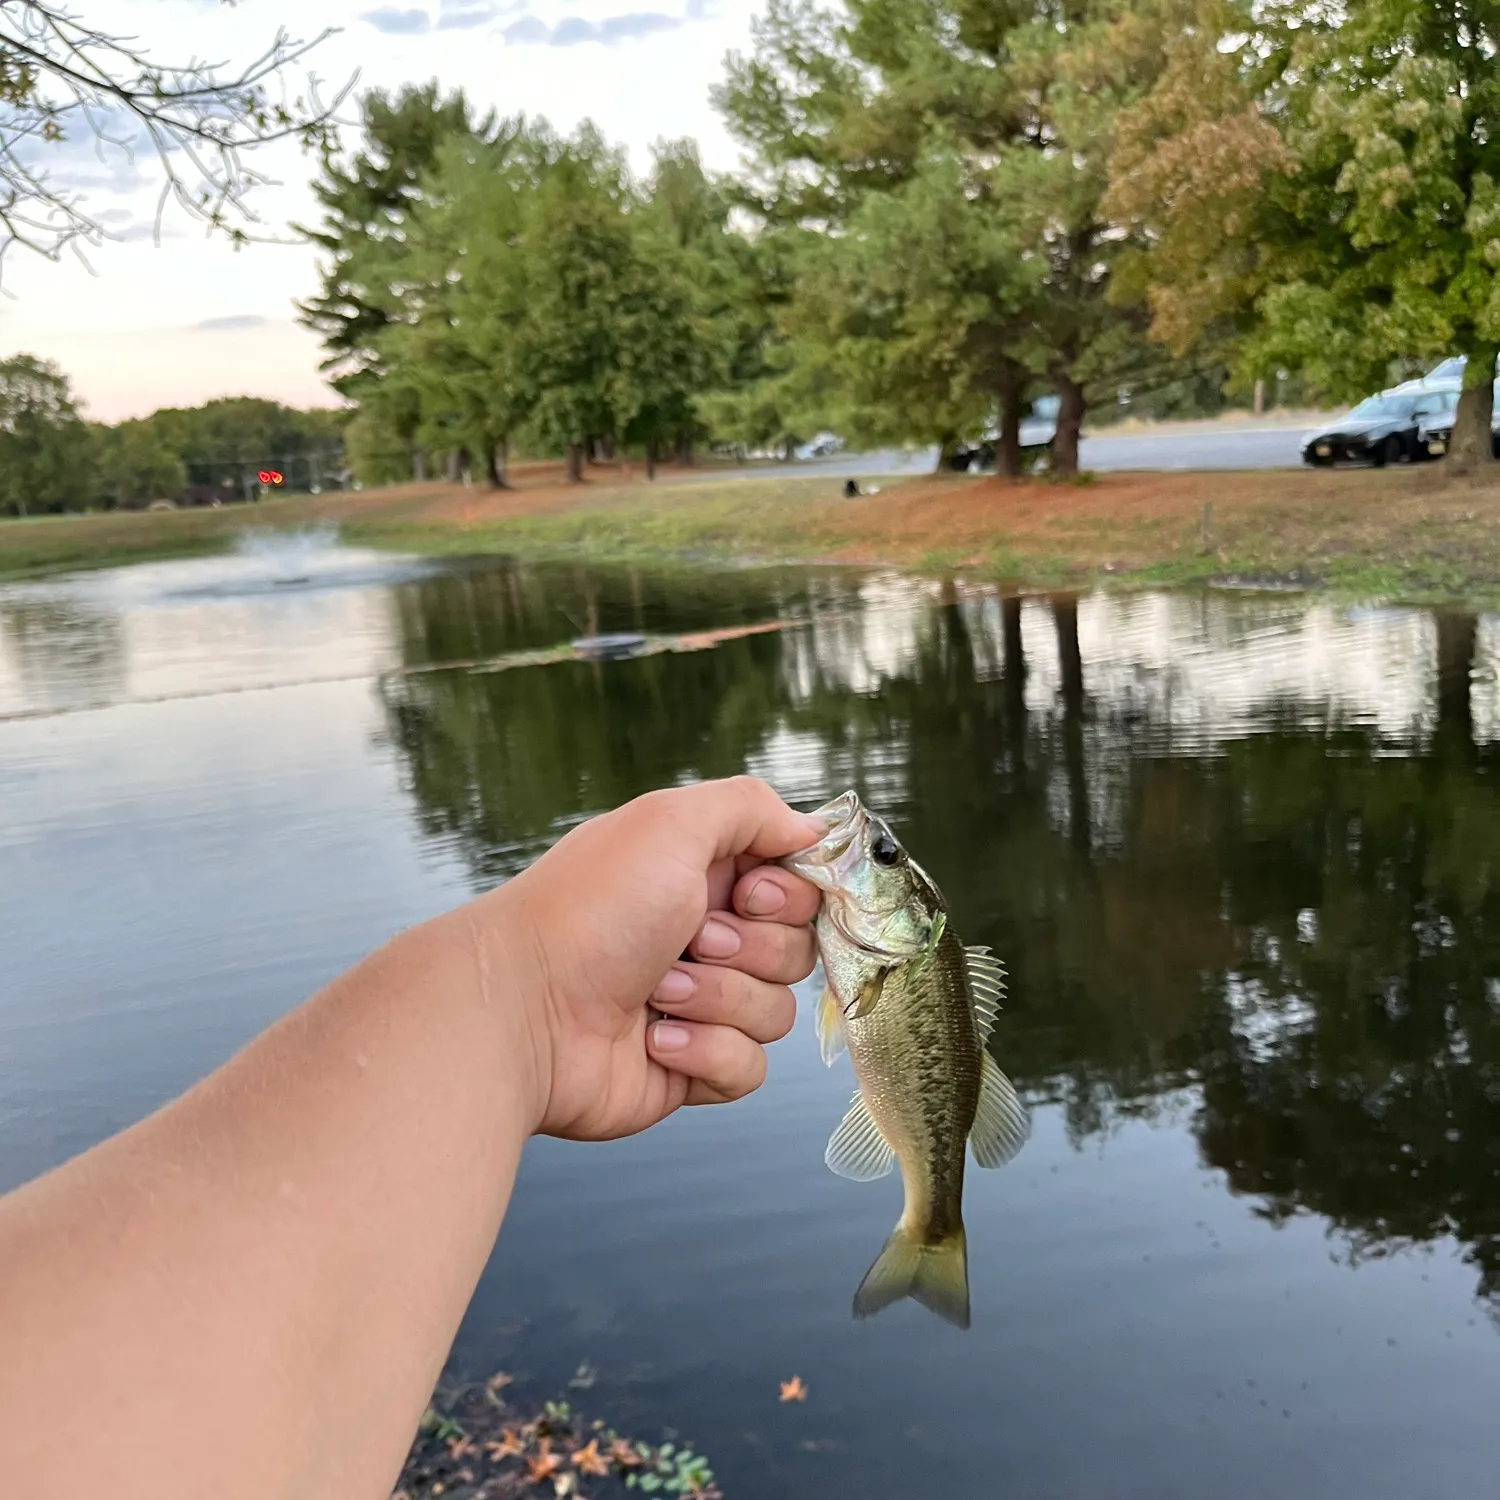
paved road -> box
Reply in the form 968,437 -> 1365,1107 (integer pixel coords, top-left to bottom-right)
714,422 -> 1315,482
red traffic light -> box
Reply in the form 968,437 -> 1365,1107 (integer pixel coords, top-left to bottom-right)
257,470 -> 272,484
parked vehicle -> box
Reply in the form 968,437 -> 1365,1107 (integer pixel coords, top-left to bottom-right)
795,432 -> 844,460
1301,388 -> 1458,466
1416,379 -> 1500,458
947,394 -> 1059,471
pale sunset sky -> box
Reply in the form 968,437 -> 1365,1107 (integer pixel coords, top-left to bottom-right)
0,0 -> 763,422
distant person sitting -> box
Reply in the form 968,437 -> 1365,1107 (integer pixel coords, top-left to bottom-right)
0,778 -> 822,1500
843,478 -> 860,498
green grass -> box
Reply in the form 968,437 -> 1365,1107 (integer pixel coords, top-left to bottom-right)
13,466 -> 1500,610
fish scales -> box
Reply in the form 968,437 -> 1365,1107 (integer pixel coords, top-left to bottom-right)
842,927 -> 979,1245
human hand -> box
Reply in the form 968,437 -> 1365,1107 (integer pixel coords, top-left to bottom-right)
469,776 -> 823,1141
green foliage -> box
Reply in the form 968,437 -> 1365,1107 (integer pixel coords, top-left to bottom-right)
0,355 -> 93,515
296,83 -> 491,399
1110,0 -> 1500,460
714,0 -> 1179,474
321,105 -> 762,483
93,420 -> 187,507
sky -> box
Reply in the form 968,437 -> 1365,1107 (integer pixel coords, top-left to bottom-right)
0,0 -> 765,423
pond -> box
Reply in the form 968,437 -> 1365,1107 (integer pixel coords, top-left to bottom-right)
4,533 -> 1500,1499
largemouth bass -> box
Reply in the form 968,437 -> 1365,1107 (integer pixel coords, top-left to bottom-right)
780,789 -> 1029,1329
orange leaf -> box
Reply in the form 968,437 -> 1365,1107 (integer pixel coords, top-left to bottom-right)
526,1445 -> 562,1483
779,1375 -> 808,1403
572,1439 -> 609,1477
486,1428 -> 526,1460
609,1438 -> 643,1467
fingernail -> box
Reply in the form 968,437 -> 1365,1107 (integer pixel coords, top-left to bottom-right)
652,1021 -> 691,1053
695,917 -> 741,959
653,968 -> 695,1005
744,878 -> 786,917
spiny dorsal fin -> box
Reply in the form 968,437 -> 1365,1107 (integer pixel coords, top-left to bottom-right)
825,1090 -> 895,1180
815,984 -> 847,1067
964,945 -> 1007,1045
970,1051 -> 1030,1169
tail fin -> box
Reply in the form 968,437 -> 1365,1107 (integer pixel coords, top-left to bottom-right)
852,1223 -> 970,1330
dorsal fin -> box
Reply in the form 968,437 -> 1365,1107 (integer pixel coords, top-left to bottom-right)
964,945 -> 1006,1044
970,1051 -> 1030,1169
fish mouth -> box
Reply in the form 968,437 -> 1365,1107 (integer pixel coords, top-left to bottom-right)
779,789 -> 864,885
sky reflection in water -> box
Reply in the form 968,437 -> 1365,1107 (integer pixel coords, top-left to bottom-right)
3,538 -> 1500,1499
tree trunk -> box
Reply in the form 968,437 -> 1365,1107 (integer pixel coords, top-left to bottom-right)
444,448 -> 462,483
1435,611 -> 1477,752
1448,348 -> 1497,474
645,441 -> 656,481
677,433 -> 694,466
486,438 -> 509,490
936,435 -> 960,474
997,365 -> 1025,478
565,443 -> 584,483
1052,374 -> 1086,478
412,450 -> 427,482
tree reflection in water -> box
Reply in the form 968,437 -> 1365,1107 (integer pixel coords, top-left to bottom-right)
379,564 -> 1500,1312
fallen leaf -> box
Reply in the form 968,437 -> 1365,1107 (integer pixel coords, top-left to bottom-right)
568,1360 -> 597,1390
572,1439 -> 609,1477
448,1435 -> 477,1459
486,1372 -> 515,1396
609,1438 -> 643,1468
526,1442 -> 562,1483
486,1428 -> 526,1460
779,1376 -> 808,1403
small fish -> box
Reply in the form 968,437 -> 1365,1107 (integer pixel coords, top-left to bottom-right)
780,790 -> 1030,1329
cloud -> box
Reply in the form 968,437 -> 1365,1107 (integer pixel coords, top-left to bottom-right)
193,314 -> 271,332
438,0 -> 496,25
598,11 -> 681,38
360,7 -> 431,32
502,14 -> 550,42
505,8 -> 683,44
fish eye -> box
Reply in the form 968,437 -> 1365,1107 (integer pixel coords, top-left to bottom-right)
870,832 -> 902,867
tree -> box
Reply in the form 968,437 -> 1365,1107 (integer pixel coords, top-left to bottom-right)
0,354 -> 92,514
0,1 -> 346,267
716,0 -> 1172,476
94,419 -> 185,507
296,85 -> 490,402
1108,0 -> 1500,469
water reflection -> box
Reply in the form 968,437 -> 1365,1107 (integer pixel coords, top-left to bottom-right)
381,570 -> 1500,1313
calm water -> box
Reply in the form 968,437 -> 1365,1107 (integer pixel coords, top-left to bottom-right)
4,535 -> 1500,1499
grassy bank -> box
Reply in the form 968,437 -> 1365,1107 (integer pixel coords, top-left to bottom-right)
8,460 -> 1500,604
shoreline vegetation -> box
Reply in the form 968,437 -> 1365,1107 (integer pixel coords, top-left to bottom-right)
396,1370 -> 722,1499
5,457 -> 1500,605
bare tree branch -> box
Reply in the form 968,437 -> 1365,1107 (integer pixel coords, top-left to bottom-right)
0,0 -> 358,270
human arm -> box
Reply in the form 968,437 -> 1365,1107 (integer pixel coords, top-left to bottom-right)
0,776 -> 821,1499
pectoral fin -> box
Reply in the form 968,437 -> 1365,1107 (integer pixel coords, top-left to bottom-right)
969,1051 -> 1030,1169
964,945 -> 1006,1045
815,985 -> 847,1066
825,1090 -> 895,1180
844,966 -> 888,1020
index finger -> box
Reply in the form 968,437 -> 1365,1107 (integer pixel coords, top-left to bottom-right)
667,776 -> 823,864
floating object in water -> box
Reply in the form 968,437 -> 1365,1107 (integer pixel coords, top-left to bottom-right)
570,632 -> 647,660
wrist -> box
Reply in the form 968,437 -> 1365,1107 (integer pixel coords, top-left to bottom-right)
404,886 -> 555,1141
